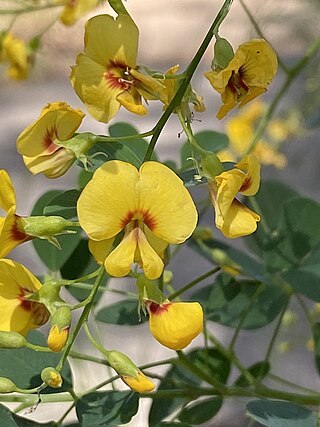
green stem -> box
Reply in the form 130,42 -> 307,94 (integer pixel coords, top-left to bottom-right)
177,109 -> 207,154
248,36 -> 320,154
108,0 -> 130,16
268,373 -> 319,395
168,267 -> 220,300
0,2 -> 65,15
84,323 -> 109,357
55,266 -> 105,371
92,129 -> 154,143
249,196 -> 271,235
26,343 -> 52,352
143,0 -> 234,162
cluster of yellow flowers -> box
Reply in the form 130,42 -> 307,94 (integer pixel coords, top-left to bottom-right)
0,11 -> 278,393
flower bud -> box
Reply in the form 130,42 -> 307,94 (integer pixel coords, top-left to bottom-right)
147,301 -> 203,350
108,350 -> 155,393
212,37 -> 234,71
0,331 -> 28,349
47,306 -> 71,352
0,377 -> 18,393
41,367 -> 63,388
200,151 -> 224,180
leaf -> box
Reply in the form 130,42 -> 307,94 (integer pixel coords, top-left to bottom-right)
76,391 -> 139,426
43,189 -> 80,219
178,397 -> 222,425
192,274 -> 289,329
0,331 -> 72,393
148,348 -> 230,426
0,404 -> 57,427
246,399 -> 317,427
96,300 -> 147,325
282,265 -> 320,301
31,190 -> 82,272
180,130 -> 229,168
234,361 -> 270,387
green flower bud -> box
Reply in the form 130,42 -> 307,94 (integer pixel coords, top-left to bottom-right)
200,151 -> 224,180
0,331 -> 28,349
0,377 -> 18,393
41,367 -> 62,388
212,37 -> 234,71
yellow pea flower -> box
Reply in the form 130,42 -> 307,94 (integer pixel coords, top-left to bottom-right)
41,367 -> 63,388
59,0 -> 100,26
0,32 -> 30,80
16,102 -> 85,179
77,160 -> 198,280
147,301 -> 203,351
0,259 -> 49,336
209,154 -> 261,238
205,39 -> 278,119
70,14 -> 168,123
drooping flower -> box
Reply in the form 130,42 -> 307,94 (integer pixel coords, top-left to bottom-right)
108,350 -> 155,393
16,102 -> 86,178
208,154 -> 261,238
0,259 -> 49,336
0,32 -> 30,80
59,0 -> 100,26
77,160 -> 198,280
205,39 -> 278,119
70,14 -> 168,123
146,301 -> 203,350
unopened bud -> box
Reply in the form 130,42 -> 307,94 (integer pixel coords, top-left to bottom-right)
108,350 -> 155,393
41,367 -> 62,388
0,331 -> 28,349
47,306 -> 71,352
212,37 -> 234,70
0,377 -> 18,393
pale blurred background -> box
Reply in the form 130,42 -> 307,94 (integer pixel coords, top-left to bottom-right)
1,1 -> 320,425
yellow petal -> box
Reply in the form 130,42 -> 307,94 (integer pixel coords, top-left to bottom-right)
17,102 -> 84,158
104,228 -> 137,277
47,325 -> 69,352
77,161 -> 139,240
89,238 -> 115,264
130,68 -> 168,103
226,116 -> 254,155
148,301 -> 203,350
60,0 -> 99,26
2,33 -> 29,80
138,162 -> 198,244
116,89 -> 148,116
216,198 -> 260,238
236,154 -> 260,196
83,14 -> 138,68
0,212 -> 30,258
23,148 -> 75,179
214,169 -> 247,219
122,371 -> 155,393
0,170 -> 16,213
136,227 -> 164,280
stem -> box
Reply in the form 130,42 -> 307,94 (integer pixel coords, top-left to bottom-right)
92,129 -> 154,143
168,267 -> 220,300
0,2 -> 65,15
55,266 -> 105,371
143,0 -> 234,162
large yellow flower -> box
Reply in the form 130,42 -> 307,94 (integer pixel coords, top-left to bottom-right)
16,102 -> 85,178
0,170 -> 32,258
70,14 -> 168,123
147,301 -> 203,350
59,0 -> 100,26
0,32 -> 29,80
205,39 -> 278,119
0,259 -> 49,336
77,160 -> 198,279
209,154 -> 261,238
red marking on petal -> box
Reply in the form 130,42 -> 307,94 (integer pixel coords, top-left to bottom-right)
119,209 -> 157,230
10,215 -> 31,243
240,177 -> 252,193
143,210 -> 157,231
104,60 -> 133,90
149,302 -> 171,315
43,127 -> 59,154
18,287 -> 33,312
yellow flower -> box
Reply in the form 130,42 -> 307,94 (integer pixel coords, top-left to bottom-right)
147,301 -> 203,350
47,325 -> 69,352
108,350 -> 155,393
205,39 -> 278,119
0,259 -> 49,336
209,154 -> 261,238
0,170 -> 33,257
0,32 -> 30,80
77,160 -> 198,280
70,14 -> 167,123
59,0 -> 100,26
16,102 -> 85,178
41,367 -> 63,388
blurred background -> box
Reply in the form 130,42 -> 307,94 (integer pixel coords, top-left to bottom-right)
1,0 -> 320,425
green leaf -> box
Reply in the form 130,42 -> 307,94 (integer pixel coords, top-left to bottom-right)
159,423 -> 192,427
43,189 -> 80,219
178,397 -> 222,425
96,300 -> 147,325
234,361 -> 270,387
282,265 -> 320,301
192,274 -> 289,329
31,190 -> 82,272
312,323 -> 320,374
76,391 -> 139,426
149,348 -> 230,426
180,130 -> 228,168
0,404 -> 57,426
246,399 -> 317,427
0,330 -> 72,393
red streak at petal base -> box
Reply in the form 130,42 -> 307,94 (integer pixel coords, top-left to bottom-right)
120,210 -> 157,230
43,127 -> 59,154
11,216 -> 31,243
148,302 -> 171,315
18,287 -> 32,312
104,60 -> 132,90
